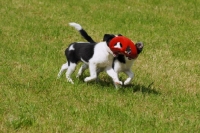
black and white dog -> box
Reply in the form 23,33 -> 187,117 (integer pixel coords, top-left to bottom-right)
57,27 -> 123,87
69,22 -> 144,85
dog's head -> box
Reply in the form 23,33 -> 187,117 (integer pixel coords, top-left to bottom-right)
135,42 -> 144,55
106,35 -> 138,59
103,34 -> 130,56
124,41 -> 144,59
103,34 -> 144,59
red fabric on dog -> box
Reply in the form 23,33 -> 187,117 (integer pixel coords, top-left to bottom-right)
109,36 -> 138,59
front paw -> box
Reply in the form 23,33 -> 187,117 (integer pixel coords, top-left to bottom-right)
124,78 -> 132,85
114,80 -> 122,85
67,78 -> 74,84
84,77 -> 93,82
114,81 -> 122,89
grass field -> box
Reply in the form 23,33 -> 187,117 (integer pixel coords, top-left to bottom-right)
0,0 -> 200,132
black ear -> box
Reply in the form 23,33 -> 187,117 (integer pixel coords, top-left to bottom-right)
117,34 -> 123,36
135,42 -> 144,54
103,34 -> 115,44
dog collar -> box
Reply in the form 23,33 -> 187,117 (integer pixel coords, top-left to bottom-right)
109,36 -> 138,59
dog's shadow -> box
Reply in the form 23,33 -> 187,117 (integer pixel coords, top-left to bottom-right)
77,75 -> 160,95
123,82 -> 160,95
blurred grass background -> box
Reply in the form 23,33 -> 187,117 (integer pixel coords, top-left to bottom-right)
0,0 -> 200,132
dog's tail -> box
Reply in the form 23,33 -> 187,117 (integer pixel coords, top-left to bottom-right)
69,22 -> 96,43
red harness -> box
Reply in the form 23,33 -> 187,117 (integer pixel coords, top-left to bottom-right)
109,36 -> 138,59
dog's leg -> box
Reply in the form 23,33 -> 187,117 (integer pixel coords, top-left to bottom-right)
66,62 -> 76,84
76,63 -> 88,78
84,64 -> 97,82
105,67 -> 122,86
124,70 -> 134,85
57,62 -> 68,79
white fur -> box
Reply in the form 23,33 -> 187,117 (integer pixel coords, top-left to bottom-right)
57,62 -> 68,79
58,41 -> 122,86
64,22 -> 141,85
65,62 -> 76,84
76,63 -> 88,78
69,22 -> 82,31
113,58 -> 135,85
83,42 -> 120,84
77,57 -> 135,85
69,45 -> 75,51
69,22 -> 134,85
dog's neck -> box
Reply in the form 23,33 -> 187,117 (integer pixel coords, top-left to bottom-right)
106,42 -> 115,56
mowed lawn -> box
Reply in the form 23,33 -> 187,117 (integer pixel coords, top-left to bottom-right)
0,0 -> 200,132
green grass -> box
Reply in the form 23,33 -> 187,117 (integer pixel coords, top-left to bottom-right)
1,0 -> 200,132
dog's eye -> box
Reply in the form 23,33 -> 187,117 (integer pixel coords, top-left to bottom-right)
125,46 -> 131,54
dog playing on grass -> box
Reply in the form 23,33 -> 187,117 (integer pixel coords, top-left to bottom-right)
57,24 -> 139,88
69,22 -> 144,85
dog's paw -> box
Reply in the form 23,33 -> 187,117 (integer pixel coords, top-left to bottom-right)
84,77 -> 91,82
114,81 -> 122,85
124,79 -> 131,85
114,81 -> 122,89
67,78 -> 74,84
124,77 -> 133,85
84,77 -> 96,82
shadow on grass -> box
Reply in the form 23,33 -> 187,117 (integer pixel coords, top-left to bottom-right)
124,82 -> 160,95
77,75 -> 160,95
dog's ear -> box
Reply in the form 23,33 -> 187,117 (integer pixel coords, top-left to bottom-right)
103,34 -> 115,44
135,42 -> 144,54
118,34 -> 123,36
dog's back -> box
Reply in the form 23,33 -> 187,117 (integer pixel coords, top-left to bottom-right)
66,42 -> 96,64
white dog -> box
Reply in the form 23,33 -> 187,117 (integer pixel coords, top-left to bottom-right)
57,28 -> 124,87
69,22 -> 144,85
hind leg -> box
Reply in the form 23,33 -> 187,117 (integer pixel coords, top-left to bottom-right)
76,63 -> 88,78
84,64 -> 97,82
57,62 -> 68,79
66,62 -> 77,84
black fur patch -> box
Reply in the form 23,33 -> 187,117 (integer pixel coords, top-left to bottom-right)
79,29 -> 96,43
112,54 -> 126,69
135,42 -> 144,54
116,54 -> 126,63
65,42 -> 96,64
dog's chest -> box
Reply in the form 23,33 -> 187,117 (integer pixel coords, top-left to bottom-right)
114,58 -> 134,72
92,52 -> 113,67
90,42 -> 113,67
97,55 -> 113,67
